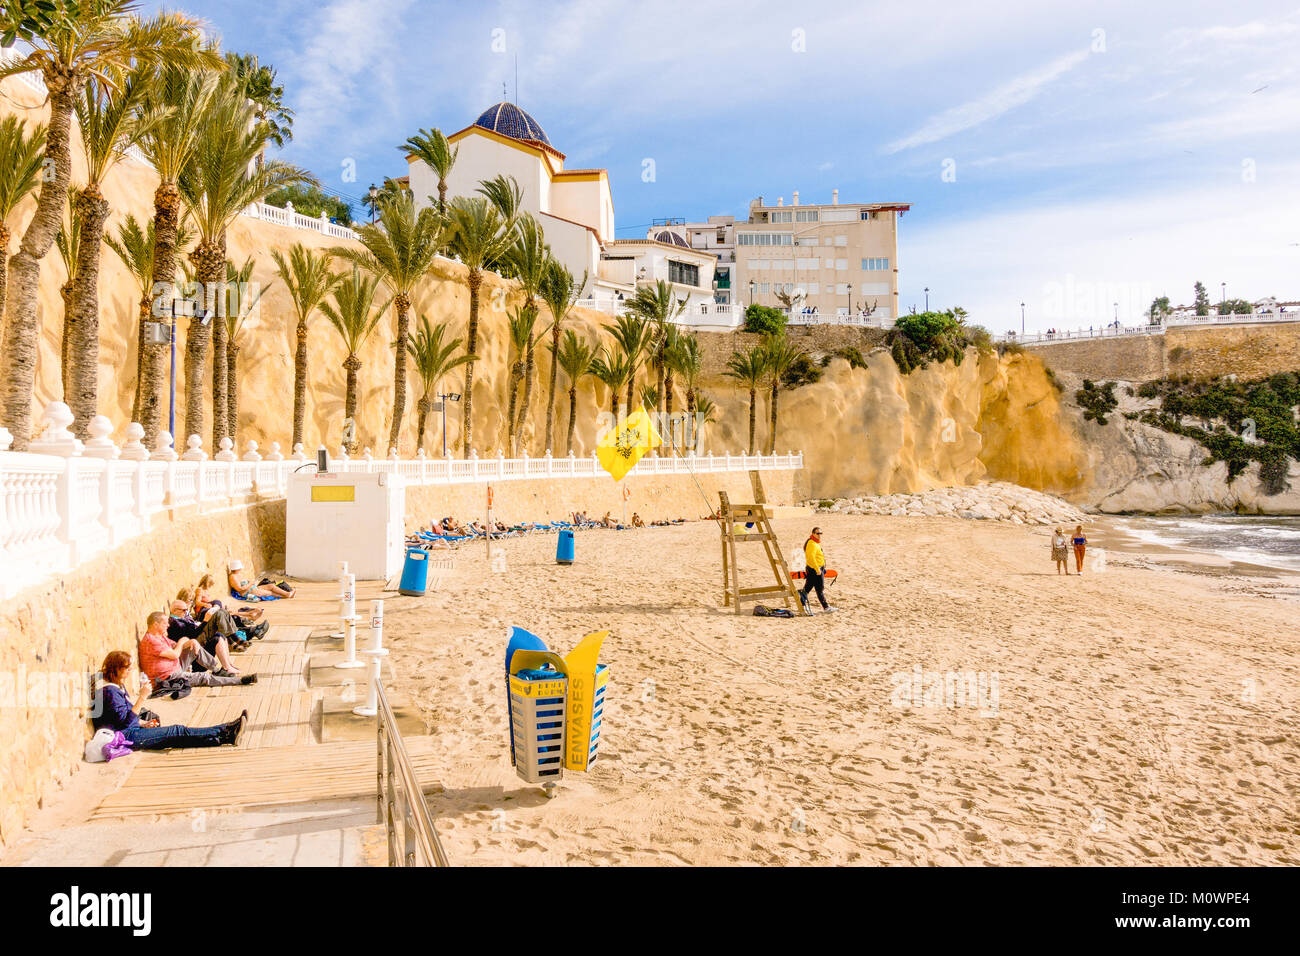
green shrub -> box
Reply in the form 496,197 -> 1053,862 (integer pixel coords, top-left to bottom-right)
887,310 -> 979,374
1076,380 -> 1119,425
744,304 -> 788,337
819,346 -> 867,369
781,353 -> 823,388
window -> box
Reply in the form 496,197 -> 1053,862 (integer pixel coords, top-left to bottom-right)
824,258 -> 835,269
860,282 -> 889,295
836,283 -> 850,295
861,257 -> 890,271
821,208 -> 856,222
834,235 -> 848,247
860,209 -> 877,220
668,260 -> 700,287
737,232 -> 793,246
836,258 -> 848,270
794,236 -> 818,247
770,210 -> 793,223
759,283 -> 770,294
776,258 -> 795,270
796,257 -> 820,270
795,209 -> 819,222
750,259 -> 769,270
806,282 -> 820,295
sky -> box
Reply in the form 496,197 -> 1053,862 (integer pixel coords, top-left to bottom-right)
151,0 -> 1300,333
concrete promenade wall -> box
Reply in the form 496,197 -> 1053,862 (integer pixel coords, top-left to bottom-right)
0,468 -> 797,850
1026,322 -> 1300,382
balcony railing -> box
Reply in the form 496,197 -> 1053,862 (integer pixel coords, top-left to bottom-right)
0,402 -> 804,602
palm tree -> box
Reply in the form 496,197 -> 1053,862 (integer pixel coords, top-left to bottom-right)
666,330 -> 701,452
606,314 -> 653,416
539,258 -> 584,455
477,173 -> 524,223
0,116 -> 46,328
332,191 -> 444,452
64,66 -> 160,436
319,267 -> 389,453
136,64 -> 222,447
105,213 -> 193,423
693,393 -> 717,454
725,346 -> 769,454
589,347 -> 632,422
504,214 -> 550,454
760,333 -> 806,454
626,279 -> 686,414
444,195 -> 515,455
223,257 -> 271,446
406,315 -> 473,454
553,329 -> 597,456
179,75 -> 313,448
226,52 -> 293,169
271,243 -> 340,449
401,127 -> 457,213
0,5 -> 217,449
504,306 -> 536,454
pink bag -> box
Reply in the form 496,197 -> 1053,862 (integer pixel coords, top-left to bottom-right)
103,731 -> 135,761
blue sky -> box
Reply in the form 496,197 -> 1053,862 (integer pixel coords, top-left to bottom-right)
158,0 -> 1300,332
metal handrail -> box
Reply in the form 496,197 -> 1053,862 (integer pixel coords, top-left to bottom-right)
376,680 -> 449,867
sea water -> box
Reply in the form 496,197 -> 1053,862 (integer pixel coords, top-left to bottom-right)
1116,515 -> 1300,572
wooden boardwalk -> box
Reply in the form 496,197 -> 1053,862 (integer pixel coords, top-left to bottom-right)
93,580 -> 426,822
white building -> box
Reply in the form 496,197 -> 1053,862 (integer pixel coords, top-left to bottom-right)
406,102 -> 731,325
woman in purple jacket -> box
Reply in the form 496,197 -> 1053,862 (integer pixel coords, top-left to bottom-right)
93,652 -> 246,750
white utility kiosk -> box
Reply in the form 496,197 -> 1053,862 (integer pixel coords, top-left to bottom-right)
286,471 -> 406,581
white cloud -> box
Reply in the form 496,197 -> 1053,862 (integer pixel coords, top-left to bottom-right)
882,47 -> 1092,155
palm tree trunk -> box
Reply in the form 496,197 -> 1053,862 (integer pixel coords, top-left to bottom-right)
566,386 -> 577,456
748,388 -> 757,454
388,292 -> 411,452
664,372 -> 675,451
343,354 -> 360,453
686,389 -> 697,452
768,381 -> 779,455
1,76 -> 76,450
0,223 -> 10,337
130,290 -> 150,425
141,180 -> 181,447
545,323 -> 561,453
518,326 -> 536,456
655,349 -> 665,415
292,322 -> 308,448
506,360 -> 522,453
60,277 -> 75,400
415,396 -> 429,452
226,337 -> 240,447
437,179 -> 447,215
67,184 -> 109,438
462,271 -> 482,456
184,237 -> 222,444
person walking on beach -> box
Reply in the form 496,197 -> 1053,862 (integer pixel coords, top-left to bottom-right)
1072,525 -> 1087,574
799,526 -> 837,614
1051,527 -> 1071,575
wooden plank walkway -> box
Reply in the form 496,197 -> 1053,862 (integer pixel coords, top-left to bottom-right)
91,738 -> 442,819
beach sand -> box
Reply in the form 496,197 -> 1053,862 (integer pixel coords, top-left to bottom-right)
390,515 -> 1300,866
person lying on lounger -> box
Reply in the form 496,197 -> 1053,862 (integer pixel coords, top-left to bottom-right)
227,560 -> 294,599
95,651 -> 246,750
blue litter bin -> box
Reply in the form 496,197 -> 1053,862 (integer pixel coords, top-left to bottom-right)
556,529 -> 575,565
398,547 -> 429,596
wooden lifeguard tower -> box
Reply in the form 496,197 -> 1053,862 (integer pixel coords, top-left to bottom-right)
717,472 -> 808,616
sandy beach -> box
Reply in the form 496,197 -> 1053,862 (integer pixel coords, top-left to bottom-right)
386,514 -> 1300,866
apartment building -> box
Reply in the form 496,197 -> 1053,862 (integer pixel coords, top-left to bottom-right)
733,191 -> 909,318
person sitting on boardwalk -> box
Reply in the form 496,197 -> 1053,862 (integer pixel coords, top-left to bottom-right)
184,585 -> 267,642
227,560 -> 294,600
94,651 -> 246,750
195,573 -> 262,622
168,596 -> 246,671
139,611 -> 256,689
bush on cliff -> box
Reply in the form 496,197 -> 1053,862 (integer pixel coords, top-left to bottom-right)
1076,379 -> 1119,425
1135,370 -> 1300,494
744,305 -> 788,337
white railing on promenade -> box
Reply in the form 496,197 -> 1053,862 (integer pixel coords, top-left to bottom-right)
0,402 -> 803,602
786,310 -> 892,329
997,310 -> 1300,345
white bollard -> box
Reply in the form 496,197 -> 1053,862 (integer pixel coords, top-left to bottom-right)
330,561 -> 353,637
354,599 -> 389,717
334,573 -> 364,669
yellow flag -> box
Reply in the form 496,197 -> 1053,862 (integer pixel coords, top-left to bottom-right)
596,407 -> 662,481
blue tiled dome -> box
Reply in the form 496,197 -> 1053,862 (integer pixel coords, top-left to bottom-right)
474,102 -> 551,147
654,230 -> 689,247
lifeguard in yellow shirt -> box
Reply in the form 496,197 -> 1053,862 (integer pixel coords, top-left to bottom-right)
799,526 -> 837,614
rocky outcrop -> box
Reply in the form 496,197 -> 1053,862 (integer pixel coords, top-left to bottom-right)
810,481 -> 1086,526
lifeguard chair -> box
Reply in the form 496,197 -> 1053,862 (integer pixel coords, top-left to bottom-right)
717,482 -> 808,616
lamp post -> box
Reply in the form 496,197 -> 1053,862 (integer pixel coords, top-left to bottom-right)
437,391 -> 461,458
749,279 -> 756,307
1221,281 -> 1226,305
924,286 -> 930,311
368,183 -> 378,224
1020,301 -> 1025,335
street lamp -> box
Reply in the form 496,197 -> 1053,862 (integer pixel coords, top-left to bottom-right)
368,183 -> 378,223
1020,301 -> 1025,334
924,286 -> 930,311
1221,281 -> 1226,304
436,391 -> 461,458
749,279 -> 756,307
